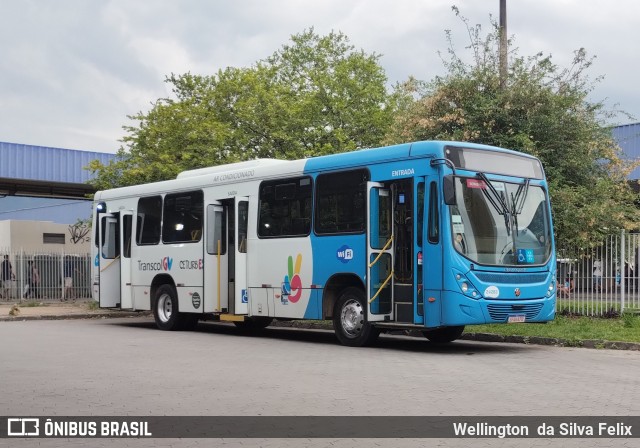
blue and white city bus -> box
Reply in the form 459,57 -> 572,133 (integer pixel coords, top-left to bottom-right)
92,141 -> 555,346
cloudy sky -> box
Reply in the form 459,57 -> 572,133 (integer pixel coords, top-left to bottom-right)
1,0 -> 638,154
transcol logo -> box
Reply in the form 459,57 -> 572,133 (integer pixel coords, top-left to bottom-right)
137,257 -> 173,272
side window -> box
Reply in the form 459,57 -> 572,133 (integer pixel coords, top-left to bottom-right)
238,201 -> 248,253
258,177 -> 312,238
428,181 -> 439,244
417,182 -> 425,247
137,196 -> 162,245
162,191 -> 204,244
123,214 -> 132,258
315,169 -> 368,234
206,205 -> 227,255
101,216 -> 120,259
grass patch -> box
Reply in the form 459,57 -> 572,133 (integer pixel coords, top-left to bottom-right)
86,300 -> 99,311
467,314 -> 640,343
22,301 -> 44,307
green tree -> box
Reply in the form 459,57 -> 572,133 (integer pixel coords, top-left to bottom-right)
88,29 -> 393,190
385,10 -> 639,248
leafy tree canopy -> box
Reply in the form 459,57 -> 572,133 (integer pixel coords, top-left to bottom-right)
384,8 -> 639,248
88,28 -> 394,189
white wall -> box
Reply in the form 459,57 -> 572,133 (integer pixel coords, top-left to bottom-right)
0,220 -> 90,253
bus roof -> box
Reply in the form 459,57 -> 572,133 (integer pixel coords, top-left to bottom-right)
95,140 -> 536,200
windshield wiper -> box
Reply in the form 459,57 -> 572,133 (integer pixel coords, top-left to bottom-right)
512,178 -> 530,215
509,178 -> 530,236
477,172 -> 512,235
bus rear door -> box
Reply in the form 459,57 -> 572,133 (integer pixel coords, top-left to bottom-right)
204,203 -> 228,313
232,197 -> 249,315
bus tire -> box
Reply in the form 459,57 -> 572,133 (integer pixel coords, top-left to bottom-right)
234,317 -> 273,331
153,284 -> 185,331
422,326 -> 465,343
333,287 -> 379,347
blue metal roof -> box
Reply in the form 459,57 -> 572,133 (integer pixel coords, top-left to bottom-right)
613,123 -> 640,180
0,141 -> 116,224
0,141 -> 115,183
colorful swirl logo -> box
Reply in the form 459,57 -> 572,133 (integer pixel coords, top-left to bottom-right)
282,254 -> 303,303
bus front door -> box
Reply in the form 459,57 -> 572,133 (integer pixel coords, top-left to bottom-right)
422,178 -> 444,328
204,203 -> 228,313
98,214 -> 120,308
367,182 -> 394,322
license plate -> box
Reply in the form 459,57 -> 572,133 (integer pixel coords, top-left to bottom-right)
508,314 -> 526,323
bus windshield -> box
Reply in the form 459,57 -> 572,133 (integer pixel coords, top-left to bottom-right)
449,176 -> 552,266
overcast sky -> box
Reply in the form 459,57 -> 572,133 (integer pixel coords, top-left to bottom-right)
1,0 -> 638,154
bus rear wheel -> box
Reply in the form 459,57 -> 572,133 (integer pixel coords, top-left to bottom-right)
422,326 -> 465,343
333,287 -> 379,347
154,284 -> 189,331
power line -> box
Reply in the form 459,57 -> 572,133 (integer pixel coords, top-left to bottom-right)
0,200 -> 89,215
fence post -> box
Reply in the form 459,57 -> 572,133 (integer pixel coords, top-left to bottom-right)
621,230 -> 626,314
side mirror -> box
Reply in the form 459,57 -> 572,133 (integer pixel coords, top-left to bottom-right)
443,175 -> 456,205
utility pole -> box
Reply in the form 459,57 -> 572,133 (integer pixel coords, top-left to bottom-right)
499,0 -> 507,89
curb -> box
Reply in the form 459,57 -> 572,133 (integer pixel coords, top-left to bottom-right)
271,321 -> 640,351
0,311 -> 151,322
460,332 -> 640,351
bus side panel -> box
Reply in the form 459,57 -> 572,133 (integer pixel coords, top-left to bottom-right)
247,237 -> 313,319
309,233 -> 366,317
177,286 -> 204,313
132,286 -> 151,310
131,243 -> 203,312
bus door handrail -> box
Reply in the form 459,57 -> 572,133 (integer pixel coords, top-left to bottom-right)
368,235 -> 393,268
368,234 -> 394,304
369,271 -> 394,304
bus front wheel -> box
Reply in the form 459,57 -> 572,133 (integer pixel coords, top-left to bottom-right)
333,287 -> 379,347
422,326 -> 465,343
154,284 -> 188,331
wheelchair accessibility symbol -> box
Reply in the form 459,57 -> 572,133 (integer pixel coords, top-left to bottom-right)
517,249 -> 535,264
241,289 -> 248,304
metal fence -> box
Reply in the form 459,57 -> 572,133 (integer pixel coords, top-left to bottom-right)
557,231 -> 640,316
0,249 -> 92,301
3,233 -> 640,315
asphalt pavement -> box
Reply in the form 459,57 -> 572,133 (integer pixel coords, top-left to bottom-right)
1,299 -> 639,351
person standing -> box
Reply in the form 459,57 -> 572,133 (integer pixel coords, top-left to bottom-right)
1,255 -> 16,298
63,258 -> 78,301
592,259 -> 603,292
24,260 -> 41,299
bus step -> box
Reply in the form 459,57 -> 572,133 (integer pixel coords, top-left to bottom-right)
220,314 -> 246,322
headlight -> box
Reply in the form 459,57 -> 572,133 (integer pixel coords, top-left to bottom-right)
547,281 -> 555,297
452,269 -> 479,299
